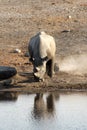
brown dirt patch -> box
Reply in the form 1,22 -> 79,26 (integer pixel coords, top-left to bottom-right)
0,0 -> 87,93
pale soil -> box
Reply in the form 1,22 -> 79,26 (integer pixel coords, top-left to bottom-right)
0,0 -> 87,93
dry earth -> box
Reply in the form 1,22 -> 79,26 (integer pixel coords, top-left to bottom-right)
0,0 -> 87,93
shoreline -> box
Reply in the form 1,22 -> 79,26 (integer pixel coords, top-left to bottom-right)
0,72 -> 87,94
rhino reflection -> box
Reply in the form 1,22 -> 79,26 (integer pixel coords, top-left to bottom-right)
33,93 -> 45,119
47,94 -> 54,113
33,92 -> 59,119
0,92 -> 18,101
46,93 -> 59,117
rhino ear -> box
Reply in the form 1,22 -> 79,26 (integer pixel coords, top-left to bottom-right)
36,67 -> 40,71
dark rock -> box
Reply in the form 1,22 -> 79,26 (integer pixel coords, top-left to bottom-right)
61,30 -> 71,33
0,66 -> 17,80
0,92 -> 18,101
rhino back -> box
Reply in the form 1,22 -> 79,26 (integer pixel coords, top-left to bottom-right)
40,33 -> 56,59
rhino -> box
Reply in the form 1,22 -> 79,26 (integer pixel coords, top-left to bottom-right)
28,31 -> 56,81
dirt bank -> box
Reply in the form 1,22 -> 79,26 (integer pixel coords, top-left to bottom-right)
0,0 -> 87,93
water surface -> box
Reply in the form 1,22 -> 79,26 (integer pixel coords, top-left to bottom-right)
0,91 -> 87,130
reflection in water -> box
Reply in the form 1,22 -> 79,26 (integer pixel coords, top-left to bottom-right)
0,92 -> 18,101
47,94 -> 54,113
33,93 -> 45,119
0,92 -> 87,130
33,92 -> 59,119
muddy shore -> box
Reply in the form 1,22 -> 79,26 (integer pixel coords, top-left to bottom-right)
0,0 -> 87,93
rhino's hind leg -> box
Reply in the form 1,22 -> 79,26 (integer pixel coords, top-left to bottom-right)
51,57 -> 55,76
46,60 -> 52,77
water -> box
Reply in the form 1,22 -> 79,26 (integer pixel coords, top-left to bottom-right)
0,91 -> 87,130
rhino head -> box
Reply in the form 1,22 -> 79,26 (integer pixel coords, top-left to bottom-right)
32,57 -> 48,81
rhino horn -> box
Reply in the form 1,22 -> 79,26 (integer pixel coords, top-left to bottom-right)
36,67 -> 40,71
34,72 -> 39,77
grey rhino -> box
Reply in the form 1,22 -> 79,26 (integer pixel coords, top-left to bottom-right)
28,31 -> 56,81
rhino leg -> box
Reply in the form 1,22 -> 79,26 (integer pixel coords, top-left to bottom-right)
46,60 -> 51,77
46,59 -> 55,77
51,57 -> 55,77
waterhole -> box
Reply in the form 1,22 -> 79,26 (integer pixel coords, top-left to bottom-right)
0,91 -> 87,130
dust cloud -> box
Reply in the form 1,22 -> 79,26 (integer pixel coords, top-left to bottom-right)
59,54 -> 87,75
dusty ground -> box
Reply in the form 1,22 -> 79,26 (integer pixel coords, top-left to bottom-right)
0,0 -> 87,93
